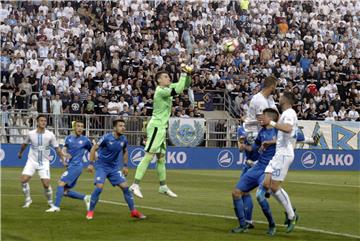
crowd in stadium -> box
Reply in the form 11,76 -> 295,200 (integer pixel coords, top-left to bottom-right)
0,0 -> 359,123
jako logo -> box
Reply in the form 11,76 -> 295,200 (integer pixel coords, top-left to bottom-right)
49,147 -> 57,165
217,150 -> 234,168
130,148 -> 145,166
301,151 -> 317,168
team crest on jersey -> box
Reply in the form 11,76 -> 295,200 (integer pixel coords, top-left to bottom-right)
79,140 -> 83,145
121,142 -> 124,147
109,141 -> 113,145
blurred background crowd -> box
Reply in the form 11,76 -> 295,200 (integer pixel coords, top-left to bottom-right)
0,0 -> 359,129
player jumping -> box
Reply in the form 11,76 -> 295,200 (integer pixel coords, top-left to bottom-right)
17,115 -> 65,209
245,76 -> 321,146
232,108 -> 278,235
236,126 -> 259,228
46,120 -> 92,212
261,92 -> 300,233
129,65 -> 192,199
86,119 -> 145,220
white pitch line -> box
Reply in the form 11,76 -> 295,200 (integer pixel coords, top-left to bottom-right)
99,199 -> 360,240
288,181 -> 360,188
2,177 -> 359,188
2,194 -> 42,196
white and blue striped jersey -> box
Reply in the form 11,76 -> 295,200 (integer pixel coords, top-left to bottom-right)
25,129 -> 59,166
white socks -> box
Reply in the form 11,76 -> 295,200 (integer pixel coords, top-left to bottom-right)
22,183 -> 31,201
44,186 -> 53,205
273,188 -> 295,220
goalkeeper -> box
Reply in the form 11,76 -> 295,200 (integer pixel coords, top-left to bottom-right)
130,65 -> 193,198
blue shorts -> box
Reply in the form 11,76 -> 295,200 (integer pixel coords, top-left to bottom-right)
94,166 -> 126,186
236,165 -> 266,193
60,166 -> 82,189
240,163 -> 252,177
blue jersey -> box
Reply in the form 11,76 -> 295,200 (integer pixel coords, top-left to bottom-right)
236,127 -> 277,192
237,126 -> 259,162
252,127 -> 277,167
64,135 -> 92,168
96,133 -> 128,169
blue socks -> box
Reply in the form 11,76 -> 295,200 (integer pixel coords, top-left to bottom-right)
90,187 -> 103,211
89,186 -> 134,212
233,198 -> 247,227
256,187 -> 275,227
55,185 -> 86,208
66,190 -> 85,200
55,186 -> 64,207
242,194 -> 253,223
122,187 -> 135,211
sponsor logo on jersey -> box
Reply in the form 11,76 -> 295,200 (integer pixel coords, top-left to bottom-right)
217,150 -> 234,168
301,151 -> 317,168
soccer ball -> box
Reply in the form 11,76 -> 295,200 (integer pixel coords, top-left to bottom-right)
223,38 -> 239,53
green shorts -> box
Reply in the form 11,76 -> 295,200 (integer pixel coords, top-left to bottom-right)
144,125 -> 166,154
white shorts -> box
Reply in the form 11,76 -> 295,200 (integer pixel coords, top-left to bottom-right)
22,160 -> 51,179
264,154 -> 294,181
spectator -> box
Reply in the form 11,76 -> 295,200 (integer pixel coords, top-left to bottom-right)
0,0 -> 358,123
69,95 -> 82,115
338,106 -> 347,121
324,105 -> 338,121
348,104 -> 360,121
37,92 -> 51,114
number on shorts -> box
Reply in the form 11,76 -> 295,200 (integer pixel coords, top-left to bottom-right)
118,171 -> 124,178
61,171 -> 68,178
272,169 -> 281,177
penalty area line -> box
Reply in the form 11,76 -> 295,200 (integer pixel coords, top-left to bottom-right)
99,199 -> 360,240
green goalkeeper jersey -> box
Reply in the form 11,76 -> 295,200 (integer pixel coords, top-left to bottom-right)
148,74 -> 191,128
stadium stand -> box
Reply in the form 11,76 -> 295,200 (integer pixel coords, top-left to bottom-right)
0,0 -> 359,123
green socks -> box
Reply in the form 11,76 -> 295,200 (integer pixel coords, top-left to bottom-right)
134,153 -> 153,183
134,153 -> 167,185
157,156 -> 166,184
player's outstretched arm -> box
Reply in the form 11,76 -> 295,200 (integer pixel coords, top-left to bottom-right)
122,147 -> 129,176
60,147 -> 71,168
270,121 -> 293,133
88,144 -> 99,173
169,64 -> 193,95
239,143 -> 253,152
170,74 -> 188,95
56,147 -> 66,165
17,143 -> 28,159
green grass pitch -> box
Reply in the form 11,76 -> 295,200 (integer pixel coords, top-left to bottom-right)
2,168 -> 360,241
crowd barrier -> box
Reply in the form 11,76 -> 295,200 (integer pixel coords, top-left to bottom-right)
1,144 -> 359,171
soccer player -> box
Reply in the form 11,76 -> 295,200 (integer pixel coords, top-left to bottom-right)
245,76 -> 321,145
129,65 -> 192,199
18,115 -> 65,208
261,92 -> 300,233
86,119 -> 145,220
236,126 -> 259,228
232,108 -> 278,235
46,120 -> 92,212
